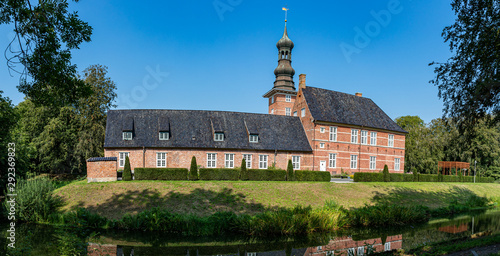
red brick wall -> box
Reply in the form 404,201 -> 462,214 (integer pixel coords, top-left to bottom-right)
293,88 -> 406,174
268,93 -> 296,116
105,148 -> 310,171
303,234 -> 403,255
87,160 -> 117,182
87,243 -> 117,256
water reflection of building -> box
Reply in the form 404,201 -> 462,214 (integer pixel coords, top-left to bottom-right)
87,235 -> 402,256
303,235 -> 402,256
438,223 -> 469,234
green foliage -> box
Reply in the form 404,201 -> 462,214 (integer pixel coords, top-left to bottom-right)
4,177 -> 61,222
134,168 -> 189,180
286,159 -> 294,181
0,91 -> 18,193
419,174 -> 439,182
353,173 -> 384,182
413,170 -> 419,182
346,204 -> 429,227
189,156 -> 198,181
240,158 -> 248,180
199,168 -> 240,181
294,170 -> 331,182
430,0 -> 500,130
437,171 -> 443,182
55,207 -> 110,229
1,0 -> 93,108
382,165 -> 390,182
122,156 -> 132,181
245,169 -> 286,181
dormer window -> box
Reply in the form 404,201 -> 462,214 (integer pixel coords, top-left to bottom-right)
285,95 -> 291,102
249,134 -> 259,143
214,132 -> 224,141
122,132 -> 133,140
159,132 -> 169,140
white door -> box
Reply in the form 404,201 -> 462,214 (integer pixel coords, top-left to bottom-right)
320,161 -> 326,171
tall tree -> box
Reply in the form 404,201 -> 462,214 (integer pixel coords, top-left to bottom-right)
0,0 -> 92,107
430,0 -> 500,130
0,91 -> 17,192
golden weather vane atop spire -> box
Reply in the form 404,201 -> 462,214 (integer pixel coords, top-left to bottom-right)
282,6 -> 289,23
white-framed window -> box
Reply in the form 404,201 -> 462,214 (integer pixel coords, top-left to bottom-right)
214,132 -> 224,141
326,251 -> 335,256
369,156 -> 376,170
357,246 -> 364,256
329,153 -> 337,168
293,111 -> 297,116
350,155 -> 358,169
271,96 -> 274,104
301,108 -> 306,117
348,248 -> 355,255
329,126 -> 337,141
249,135 -> 259,143
320,127 -> 325,133
388,134 -> 394,147
247,253 -> 257,256
384,242 -> 391,251
259,155 -> 268,169
119,152 -> 129,167
122,132 -> 133,140
270,109 -> 274,114
320,143 -> 325,148
285,107 -> 291,116
317,246 -> 322,251
207,153 -> 217,168
292,156 -> 300,169
243,154 -> 252,169
225,154 -> 234,168
159,132 -> 169,140
395,158 -> 401,171
351,129 -> 358,144
360,130 -> 368,145
285,95 -> 291,102
157,152 -> 167,167
370,132 -> 377,145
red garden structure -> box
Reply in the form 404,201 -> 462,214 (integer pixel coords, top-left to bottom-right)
438,161 -> 470,176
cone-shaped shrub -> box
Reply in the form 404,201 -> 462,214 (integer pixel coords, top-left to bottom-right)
383,164 -> 390,182
123,156 -> 132,181
287,159 -> 294,181
240,158 -> 248,180
458,168 -> 463,182
189,156 -> 198,181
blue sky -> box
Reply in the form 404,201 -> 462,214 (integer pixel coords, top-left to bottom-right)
0,0 -> 456,123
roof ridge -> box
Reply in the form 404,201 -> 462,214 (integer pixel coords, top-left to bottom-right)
108,109 -> 300,119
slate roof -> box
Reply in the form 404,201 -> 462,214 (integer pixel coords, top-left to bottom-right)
104,109 -> 312,152
302,86 -> 407,133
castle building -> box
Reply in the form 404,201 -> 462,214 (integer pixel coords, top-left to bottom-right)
98,21 -> 406,179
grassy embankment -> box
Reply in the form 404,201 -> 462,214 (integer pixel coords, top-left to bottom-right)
54,180 -> 500,220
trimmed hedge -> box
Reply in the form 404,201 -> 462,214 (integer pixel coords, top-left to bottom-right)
134,168 -> 189,180
353,173 -> 384,182
294,170 -> 331,182
355,172 -> 495,183
243,169 -> 287,181
199,168 -> 240,181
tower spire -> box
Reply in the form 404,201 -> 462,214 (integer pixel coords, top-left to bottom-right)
273,7 -> 295,90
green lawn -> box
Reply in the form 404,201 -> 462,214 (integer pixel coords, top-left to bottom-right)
54,180 -> 500,220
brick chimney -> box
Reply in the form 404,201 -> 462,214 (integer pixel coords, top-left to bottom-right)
355,92 -> 362,97
299,74 -> 306,89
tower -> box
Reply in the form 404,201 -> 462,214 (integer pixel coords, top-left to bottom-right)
263,9 -> 297,116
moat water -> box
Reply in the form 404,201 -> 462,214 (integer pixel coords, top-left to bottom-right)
1,210 -> 499,255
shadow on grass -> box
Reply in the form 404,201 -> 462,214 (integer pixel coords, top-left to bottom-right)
79,187 -> 281,220
371,185 -> 485,208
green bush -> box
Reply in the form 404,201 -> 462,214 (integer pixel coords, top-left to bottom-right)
5,177 -> 61,222
134,168 -> 189,180
443,175 -> 460,182
189,156 -> 198,181
390,173 -> 405,182
383,165 -> 390,182
240,158 -> 248,180
419,174 -> 439,182
287,159 -> 294,181
413,171 -> 419,182
246,169 -> 286,181
122,156 -> 132,181
199,168 -> 240,181
437,171 -> 443,182
294,170 -> 331,182
353,172 -> 384,182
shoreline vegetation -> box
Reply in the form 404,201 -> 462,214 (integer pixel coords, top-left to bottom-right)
3,177 -> 500,237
